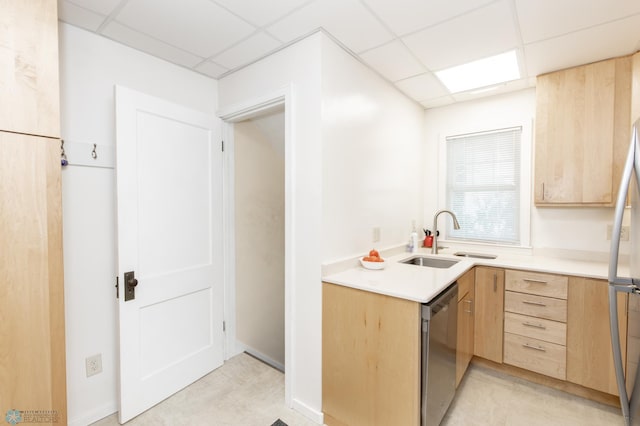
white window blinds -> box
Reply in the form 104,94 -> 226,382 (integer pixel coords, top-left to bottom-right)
446,127 -> 522,245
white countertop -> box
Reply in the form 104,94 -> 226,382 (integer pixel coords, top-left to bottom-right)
322,247 -> 627,304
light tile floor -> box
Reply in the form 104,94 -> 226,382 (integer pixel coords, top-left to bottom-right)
93,353 -> 623,425
443,365 -> 622,426
91,353 -> 316,426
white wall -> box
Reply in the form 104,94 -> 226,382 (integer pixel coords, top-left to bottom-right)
218,31 -> 324,422
234,115 -> 285,368
424,89 -> 624,256
321,38 -> 425,261
58,23 -> 218,426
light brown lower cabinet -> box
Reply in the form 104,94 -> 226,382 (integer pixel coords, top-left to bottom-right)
456,269 -> 475,387
0,131 -> 67,423
322,282 -> 421,426
567,277 -> 628,395
474,267 -> 504,363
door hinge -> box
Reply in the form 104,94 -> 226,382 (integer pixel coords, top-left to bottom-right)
115,276 -> 119,299
223,321 -> 226,332
221,140 -> 224,152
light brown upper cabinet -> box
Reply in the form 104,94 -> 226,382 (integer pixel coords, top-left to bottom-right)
535,55 -> 631,206
0,0 -> 61,138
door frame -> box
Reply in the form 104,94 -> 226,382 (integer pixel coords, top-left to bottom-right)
218,84 -> 294,407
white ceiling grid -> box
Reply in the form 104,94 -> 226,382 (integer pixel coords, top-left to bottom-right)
58,0 -> 640,108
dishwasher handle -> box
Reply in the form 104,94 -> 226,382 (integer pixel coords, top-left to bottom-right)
422,282 -> 459,320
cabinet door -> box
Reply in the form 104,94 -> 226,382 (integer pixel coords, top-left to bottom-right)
474,267 -> 504,363
535,56 -> 631,206
0,131 -> 66,423
566,277 -> 627,395
0,0 -> 60,137
322,282 -> 421,426
456,269 -> 475,386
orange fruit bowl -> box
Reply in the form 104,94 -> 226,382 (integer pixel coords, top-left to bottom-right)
360,257 -> 386,270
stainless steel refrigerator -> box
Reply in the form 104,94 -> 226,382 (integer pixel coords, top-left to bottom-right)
609,118 -> 640,426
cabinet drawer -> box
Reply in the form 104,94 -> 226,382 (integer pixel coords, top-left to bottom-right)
505,291 -> 567,322
504,312 -> 566,345
505,270 -> 568,299
504,332 -> 567,380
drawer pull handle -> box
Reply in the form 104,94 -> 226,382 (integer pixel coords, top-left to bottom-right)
464,299 -> 473,314
522,343 -> 546,352
522,321 -> 546,330
523,278 -> 548,284
523,300 -> 547,307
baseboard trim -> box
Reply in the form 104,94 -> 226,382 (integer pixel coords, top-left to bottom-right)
235,341 -> 285,372
67,401 -> 118,426
292,398 -> 324,424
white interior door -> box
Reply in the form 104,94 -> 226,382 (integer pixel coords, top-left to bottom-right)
115,86 -> 224,423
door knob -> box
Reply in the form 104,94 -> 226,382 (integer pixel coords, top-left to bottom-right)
124,270 -> 138,301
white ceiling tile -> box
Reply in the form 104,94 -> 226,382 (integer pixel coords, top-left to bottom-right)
114,0 -> 256,58
360,40 -> 425,82
266,0 -> 393,53
524,14 -> 640,77
212,33 -> 282,69
64,0 -> 123,16
395,73 -> 449,101
195,61 -> 229,79
102,22 -> 204,68
420,95 -> 456,109
213,0 -> 311,27
362,0 -> 495,36
402,1 -> 519,71
516,0 -> 640,44
58,1 -> 106,32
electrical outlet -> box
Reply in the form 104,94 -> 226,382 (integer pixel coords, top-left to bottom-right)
86,354 -> 102,377
621,225 -> 630,241
372,227 -> 381,243
607,224 -> 630,241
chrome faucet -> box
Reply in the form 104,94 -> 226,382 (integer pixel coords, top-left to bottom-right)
432,210 -> 460,254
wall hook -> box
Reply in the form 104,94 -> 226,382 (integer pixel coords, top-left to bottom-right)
91,143 -> 97,159
61,139 -> 68,167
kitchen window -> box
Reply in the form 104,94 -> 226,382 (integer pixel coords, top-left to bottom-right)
445,127 -> 522,245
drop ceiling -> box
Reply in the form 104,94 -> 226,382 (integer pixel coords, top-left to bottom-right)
58,0 -> 640,109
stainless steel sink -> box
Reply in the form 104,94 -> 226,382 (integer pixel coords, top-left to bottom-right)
400,256 -> 459,269
453,251 -> 497,259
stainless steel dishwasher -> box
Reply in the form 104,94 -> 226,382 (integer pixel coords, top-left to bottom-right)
421,282 -> 458,426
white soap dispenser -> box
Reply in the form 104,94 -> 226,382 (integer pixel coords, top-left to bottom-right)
410,227 -> 419,253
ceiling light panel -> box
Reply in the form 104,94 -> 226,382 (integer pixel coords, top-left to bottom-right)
113,0 -> 255,58
435,50 -> 520,93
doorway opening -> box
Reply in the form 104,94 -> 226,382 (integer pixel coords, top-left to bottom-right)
219,86 -> 293,407
233,106 -> 285,371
